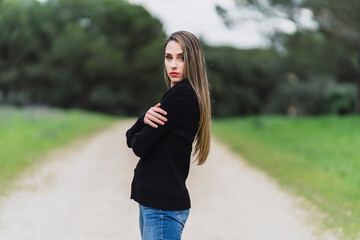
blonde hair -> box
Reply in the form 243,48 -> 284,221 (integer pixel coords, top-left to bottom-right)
163,31 -> 211,165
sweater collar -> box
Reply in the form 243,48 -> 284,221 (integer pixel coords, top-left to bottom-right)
161,80 -> 189,100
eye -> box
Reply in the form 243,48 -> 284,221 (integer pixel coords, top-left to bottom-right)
180,56 -> 184,61
165,56 -> 172,60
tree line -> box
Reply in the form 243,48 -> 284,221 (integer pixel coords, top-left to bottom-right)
216,0 -> 360,116
0,0 -> 357,117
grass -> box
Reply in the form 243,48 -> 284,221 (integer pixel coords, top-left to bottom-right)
0,106 -> 118,194
212,115 -> 360,239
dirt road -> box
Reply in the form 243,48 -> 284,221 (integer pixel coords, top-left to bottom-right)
0,120 -> 337,240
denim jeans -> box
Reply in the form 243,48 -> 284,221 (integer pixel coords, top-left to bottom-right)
138,204 -> 190,240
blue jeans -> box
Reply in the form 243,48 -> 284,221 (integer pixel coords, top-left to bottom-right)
138,204 -> 190,240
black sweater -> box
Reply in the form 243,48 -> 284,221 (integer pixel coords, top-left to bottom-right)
126,81 -> 200,210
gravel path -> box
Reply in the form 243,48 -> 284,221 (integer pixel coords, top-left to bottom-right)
0,120 -> 337,240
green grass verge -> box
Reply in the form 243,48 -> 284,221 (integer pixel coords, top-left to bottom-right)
0,106 -> 118,194
212,115 -> 360,239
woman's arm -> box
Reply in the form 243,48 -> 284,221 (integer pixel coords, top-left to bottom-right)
130,87 -> 196,158
125,103 -> 168,148
125,112 -> 146,148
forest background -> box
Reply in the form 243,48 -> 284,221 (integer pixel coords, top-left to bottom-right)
1,0 -> 359,117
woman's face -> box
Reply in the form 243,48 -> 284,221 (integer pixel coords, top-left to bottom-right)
165,41 -> 185,87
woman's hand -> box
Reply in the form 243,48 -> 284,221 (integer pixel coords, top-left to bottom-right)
144,103 -> 168,128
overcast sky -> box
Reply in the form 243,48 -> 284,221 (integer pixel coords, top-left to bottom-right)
126,0 -> 299,49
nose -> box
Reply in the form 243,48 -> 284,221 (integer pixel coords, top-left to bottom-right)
171,59 -> 177,69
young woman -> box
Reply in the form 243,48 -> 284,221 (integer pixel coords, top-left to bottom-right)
125,30 -> 211,240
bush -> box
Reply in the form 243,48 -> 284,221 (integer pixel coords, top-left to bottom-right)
325,82 -> 357,115
263,76 -> 356,115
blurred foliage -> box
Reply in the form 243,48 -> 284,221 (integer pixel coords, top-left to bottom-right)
216,0 -> 360,115
263,30 -> 358,116
263,76 -> 356,115
204,29 -> 357,116
0,0 -> 166,115
204,45 -> 286,116
0,0 -> 359,117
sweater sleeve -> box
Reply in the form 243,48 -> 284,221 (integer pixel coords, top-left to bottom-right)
130,87 -> 195,158
125,112 -> 146,148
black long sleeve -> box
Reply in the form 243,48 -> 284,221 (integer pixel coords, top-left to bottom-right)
130,85 -> 196,158
125,81 -> 200,210
125,112 -> 146,148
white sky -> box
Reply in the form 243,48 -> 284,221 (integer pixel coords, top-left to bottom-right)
126,0 -> 299,48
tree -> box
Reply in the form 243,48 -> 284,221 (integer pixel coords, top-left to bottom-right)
216,0 -> 360,114
0,0 -> 166,115
0,0 -> 46,105
204,45 -> 285,116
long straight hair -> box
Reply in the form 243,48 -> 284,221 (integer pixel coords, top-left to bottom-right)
163,31 -> 211,165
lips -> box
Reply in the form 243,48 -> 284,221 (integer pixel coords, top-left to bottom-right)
170,72 -> 179,77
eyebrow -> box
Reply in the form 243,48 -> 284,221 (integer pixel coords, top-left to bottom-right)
165,52 -> 184,55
